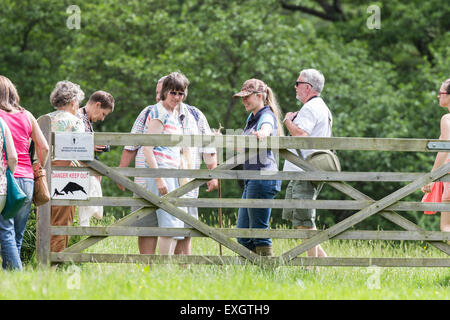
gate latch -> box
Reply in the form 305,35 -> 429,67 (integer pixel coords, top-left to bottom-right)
427,142 -> 450,151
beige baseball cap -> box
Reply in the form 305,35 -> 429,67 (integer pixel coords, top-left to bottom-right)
233,79 -> 267,98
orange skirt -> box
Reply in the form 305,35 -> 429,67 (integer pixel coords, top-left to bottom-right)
442,182 -> 450,201
422,158 -> 450,213
443,158 -> 450,201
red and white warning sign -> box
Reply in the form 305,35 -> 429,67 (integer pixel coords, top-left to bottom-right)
51,171 -> 90,200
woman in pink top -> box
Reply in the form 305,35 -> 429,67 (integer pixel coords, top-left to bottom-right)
0,75 -> 49,270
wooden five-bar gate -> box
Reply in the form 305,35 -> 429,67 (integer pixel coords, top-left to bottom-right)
36,116 -> 450,268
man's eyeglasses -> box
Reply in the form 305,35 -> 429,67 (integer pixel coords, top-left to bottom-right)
438,91 -> 449,96
295,81 -> 312,87
169,91 -> 185,97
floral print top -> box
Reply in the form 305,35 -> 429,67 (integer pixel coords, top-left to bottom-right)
46,110 -> 85,133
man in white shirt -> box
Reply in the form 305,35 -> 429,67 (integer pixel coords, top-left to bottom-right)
282,69 -> 332,258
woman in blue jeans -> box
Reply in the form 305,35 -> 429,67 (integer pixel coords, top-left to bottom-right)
0,76 -> 49,270
233,79 -> 284,256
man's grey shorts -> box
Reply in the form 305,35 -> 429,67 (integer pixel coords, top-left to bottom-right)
282,180 -> 321,228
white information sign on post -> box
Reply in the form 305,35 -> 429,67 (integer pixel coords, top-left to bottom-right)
51,171 -> 90,200
54,132 -> 94,161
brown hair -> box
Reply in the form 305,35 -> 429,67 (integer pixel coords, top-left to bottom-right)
160,72 -> 190,101
87,90 -> 115,111
0,75 -> 24,112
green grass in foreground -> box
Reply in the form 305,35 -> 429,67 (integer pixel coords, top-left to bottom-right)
0,237 -> 449,300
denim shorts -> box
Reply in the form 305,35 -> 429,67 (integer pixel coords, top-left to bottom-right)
282,180 -> 321,228
131,199 -> 198,228
144,177 -> 187,240
181,205 -> 198,228
132,182 -> 158,228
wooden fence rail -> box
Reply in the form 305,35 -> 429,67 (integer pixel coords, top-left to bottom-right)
54,197 -> 450,212
93,133 -> 445,152
35,115 -> 450,268
51,227 -> 450,241
48,167 -> 450,182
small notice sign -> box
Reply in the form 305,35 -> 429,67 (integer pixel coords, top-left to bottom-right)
54,132 -> 94,161
51,171 -> 89,200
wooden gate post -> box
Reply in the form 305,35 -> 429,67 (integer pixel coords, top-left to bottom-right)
36,115 -> 52,268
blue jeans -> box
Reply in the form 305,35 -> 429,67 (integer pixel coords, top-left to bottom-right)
0,178 -> 34,270
236,179 -> 281,250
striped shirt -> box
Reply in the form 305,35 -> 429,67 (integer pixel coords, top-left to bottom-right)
145,102 -> 182,169
178,103 -> 215,198
76,107 -> 94,133
126,103 -> 215,195
126,105 -> 153,186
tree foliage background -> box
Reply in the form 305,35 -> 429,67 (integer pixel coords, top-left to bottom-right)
1,0 -> 449,231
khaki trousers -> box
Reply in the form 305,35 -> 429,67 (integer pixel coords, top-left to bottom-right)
50,205 -> 75,252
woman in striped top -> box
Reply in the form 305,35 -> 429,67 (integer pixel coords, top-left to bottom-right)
143,72 -> 188,255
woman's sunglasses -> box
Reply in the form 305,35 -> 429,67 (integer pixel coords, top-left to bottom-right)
169,91 -> 185,97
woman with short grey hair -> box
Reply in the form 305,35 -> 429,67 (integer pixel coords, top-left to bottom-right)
44,80 -> 86,253
50,80 -> 85,110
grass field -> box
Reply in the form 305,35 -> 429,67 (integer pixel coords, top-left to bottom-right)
1,235 -> 448,300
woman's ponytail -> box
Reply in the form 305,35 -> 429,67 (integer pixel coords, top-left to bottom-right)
265,87 -> 284,136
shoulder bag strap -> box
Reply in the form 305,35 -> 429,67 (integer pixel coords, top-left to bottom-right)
142,105 -> 161,130
0,120 -> 7,161
328,109 -> 337,155
186,105 -> 200,124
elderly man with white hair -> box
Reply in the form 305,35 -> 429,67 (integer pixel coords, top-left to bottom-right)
282,68 -> 332,259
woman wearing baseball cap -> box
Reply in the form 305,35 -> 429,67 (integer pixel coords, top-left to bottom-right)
233,79 -> 283,256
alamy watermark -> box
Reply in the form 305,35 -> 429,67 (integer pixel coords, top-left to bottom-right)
169,128 -> 281,176
367,5 -> 381,30
66,5 -> 81,30
366,265 -> 382,290
66,264 -> 81,290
